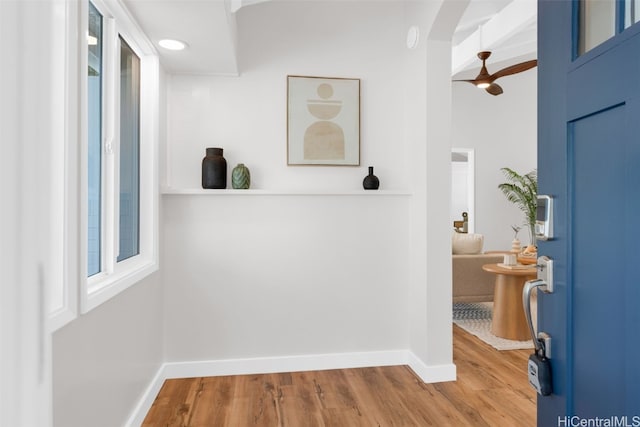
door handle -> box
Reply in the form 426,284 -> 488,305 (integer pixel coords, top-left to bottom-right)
523,278 -> 549,356
523,256 -> 554,396
523,255 -> 554,355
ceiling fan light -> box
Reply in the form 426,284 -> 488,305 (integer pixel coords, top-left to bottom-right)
476,82 -> 490,89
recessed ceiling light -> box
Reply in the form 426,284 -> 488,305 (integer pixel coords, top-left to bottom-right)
158,39 -> 187,51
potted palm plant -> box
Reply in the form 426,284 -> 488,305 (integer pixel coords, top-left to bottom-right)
498,168 -> 538,245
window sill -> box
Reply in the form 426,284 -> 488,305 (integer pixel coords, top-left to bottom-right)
82,258 -> 158,313
48,307 -> 78,333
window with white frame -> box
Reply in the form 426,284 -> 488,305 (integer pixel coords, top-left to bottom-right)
84,0 -> 158,312
117,36 -> 141,263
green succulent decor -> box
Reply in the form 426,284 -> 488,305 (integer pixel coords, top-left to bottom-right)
231,163 -> 251,189
498,168 -> 538,245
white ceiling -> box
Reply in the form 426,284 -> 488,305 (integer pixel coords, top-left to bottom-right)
452,0 -> 537,79
123,0 -> 240,75
122,0 -> 536,77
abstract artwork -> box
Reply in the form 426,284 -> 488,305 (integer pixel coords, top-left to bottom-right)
287,76 -> 360,166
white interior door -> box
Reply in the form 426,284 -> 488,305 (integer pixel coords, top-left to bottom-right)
451,148 -> 475,233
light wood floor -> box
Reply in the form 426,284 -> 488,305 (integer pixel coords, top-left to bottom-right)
142,326 -> 536,426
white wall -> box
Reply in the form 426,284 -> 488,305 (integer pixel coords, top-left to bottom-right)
52,273 -> 163,427
163,195 -> 410,360
1,2 -> 58,424
451,69 -> 537,250
162,1 -> 416,365
165,1 -> 408,192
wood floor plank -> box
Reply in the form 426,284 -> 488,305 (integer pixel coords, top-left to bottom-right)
142,325 -> 536,426
378,366 -> 462,426
277,373 -> 325,427
188,376 -> 235,426
143,378 -> 201,427
225,375 -> 280,426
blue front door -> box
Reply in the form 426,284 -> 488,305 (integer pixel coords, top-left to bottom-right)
538,0 -> 640,424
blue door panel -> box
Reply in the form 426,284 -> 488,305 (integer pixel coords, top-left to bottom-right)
567,43 -> 639,121
570,106 -> 627,416
622,98 -> 640,411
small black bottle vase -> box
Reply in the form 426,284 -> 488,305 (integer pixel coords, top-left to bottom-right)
363,166 -> 380,190
202,147 -> 227,189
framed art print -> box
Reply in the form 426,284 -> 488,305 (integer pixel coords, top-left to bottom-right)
287,75 -> 360,166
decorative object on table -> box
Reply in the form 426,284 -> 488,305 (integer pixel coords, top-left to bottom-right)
498,167 -> 538,245
502,253 -> 517,266
518,245 -> 538,265
362,166 -> 380,190
202,147 -> 227,189
231,163 -> 251,189
454,212 -> 469,233
510,225 -> 521,253
287,75 -> 360,166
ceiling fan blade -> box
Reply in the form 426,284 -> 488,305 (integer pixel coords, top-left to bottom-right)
485,83 -> 503,96
492,59 -> 538,80
454,53 -> 536,95
452,79 -> 478,85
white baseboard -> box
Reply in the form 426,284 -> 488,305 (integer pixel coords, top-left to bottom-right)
124,363 -> 167,427
125,349 -> 456,426
161,349 -> 408,379
406,351 -> 457,383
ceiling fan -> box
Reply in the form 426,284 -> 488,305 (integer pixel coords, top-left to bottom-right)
453,51 -> 538,96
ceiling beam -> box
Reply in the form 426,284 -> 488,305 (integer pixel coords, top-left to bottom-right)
452,0 -> 536,75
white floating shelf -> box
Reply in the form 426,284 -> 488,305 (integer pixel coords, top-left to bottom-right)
161,188 -> 412,196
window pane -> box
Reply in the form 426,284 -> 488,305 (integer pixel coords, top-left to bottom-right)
579,0 -> 616,54
117,37 -> 140,262
625,0 -> 640,27
87,2 -> 102,276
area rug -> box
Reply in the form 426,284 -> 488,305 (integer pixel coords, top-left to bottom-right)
453,302 -> 533,351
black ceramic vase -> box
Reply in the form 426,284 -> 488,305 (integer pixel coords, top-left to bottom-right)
202,147 -> 227,189
363,166 -> 380,190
